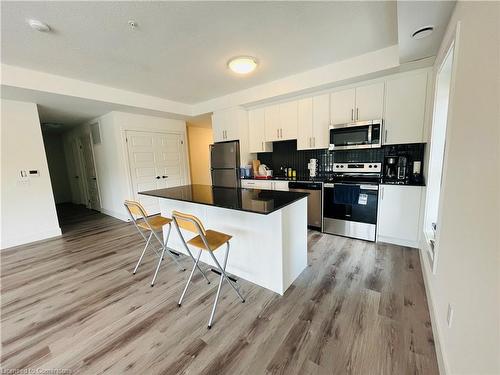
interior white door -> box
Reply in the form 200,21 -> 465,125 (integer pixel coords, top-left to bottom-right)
126,131 -> 186,215
80,134 -> 101,210
70,139 -> 86,205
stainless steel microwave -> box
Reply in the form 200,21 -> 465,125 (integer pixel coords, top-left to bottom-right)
329,120 -> 383,150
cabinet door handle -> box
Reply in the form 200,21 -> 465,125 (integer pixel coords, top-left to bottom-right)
276,129 -> 279,139
351,109 -> 354,121
309,137 -> 311,147
384,129 -> 388,143
261,141 -> 264,151
280,128 -> 283,138
313,137 -> 316,147
356,108 -> 359,120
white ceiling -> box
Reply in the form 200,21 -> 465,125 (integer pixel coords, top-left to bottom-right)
1,1 -> 398,104
398,1 -> 456,64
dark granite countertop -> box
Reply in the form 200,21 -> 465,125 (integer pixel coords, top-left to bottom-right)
139,184 -> 309,215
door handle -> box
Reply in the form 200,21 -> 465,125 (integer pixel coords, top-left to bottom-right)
313,137 -> 315,147
356,108 -> 359,120
92,177 -> 96,180
162,175 -> 168,179
276,129 -> 279,139
351,109 -> 354,121
155,176 -> 161,179
384,129 -> 388,143
261,141 -> 264,151
280,128 -> 282,138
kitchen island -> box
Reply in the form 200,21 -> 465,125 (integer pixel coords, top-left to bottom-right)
140,184 -> 308,295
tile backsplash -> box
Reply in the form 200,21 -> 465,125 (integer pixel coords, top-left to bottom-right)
257,140 -> 425,178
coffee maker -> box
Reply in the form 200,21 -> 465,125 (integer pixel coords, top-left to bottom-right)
383,155 -> 409,184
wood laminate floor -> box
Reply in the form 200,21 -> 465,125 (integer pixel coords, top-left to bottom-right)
1,204 -> 439,374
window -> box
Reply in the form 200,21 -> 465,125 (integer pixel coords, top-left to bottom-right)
424,42 -> 455,271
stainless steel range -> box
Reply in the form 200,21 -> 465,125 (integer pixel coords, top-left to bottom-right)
323,162 -> 381,241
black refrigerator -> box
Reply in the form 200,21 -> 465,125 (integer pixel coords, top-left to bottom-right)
210,140 -> 241,188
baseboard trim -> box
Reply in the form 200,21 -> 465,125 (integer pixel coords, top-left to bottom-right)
1,227 -> 62,250
418,246 -> 449,375
377,235 -> 419,248
100,208 -> 129,222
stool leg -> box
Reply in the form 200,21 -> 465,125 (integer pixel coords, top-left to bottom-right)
174,224 -> 210,284
133,232 -> 153,274
207,242 -> 245,303
178,248 -> 203,306
151,225 -> 170,286
208,242 -> 230,329
152,225 -> 185,272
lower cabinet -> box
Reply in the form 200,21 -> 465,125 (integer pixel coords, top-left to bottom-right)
240,179 -> 288,191
377,185 -> 423,248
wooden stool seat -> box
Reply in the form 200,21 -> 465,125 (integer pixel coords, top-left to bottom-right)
137,216 -> 172,232
187,230 -> 232,251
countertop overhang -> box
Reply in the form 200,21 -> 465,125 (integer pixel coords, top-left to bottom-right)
139,184 -> 309,215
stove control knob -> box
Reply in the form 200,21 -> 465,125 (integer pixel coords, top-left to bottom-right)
369,164 -> 372,168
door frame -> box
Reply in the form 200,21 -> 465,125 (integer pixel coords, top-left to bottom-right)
121,129 -> 190,207
78,132 -> 102,211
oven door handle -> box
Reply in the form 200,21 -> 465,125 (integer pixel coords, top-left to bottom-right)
324,183 -> 378,191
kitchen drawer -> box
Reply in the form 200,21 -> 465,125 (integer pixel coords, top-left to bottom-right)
241,180 -> 273,190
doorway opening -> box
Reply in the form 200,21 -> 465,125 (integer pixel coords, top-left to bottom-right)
41,122 -> 102,232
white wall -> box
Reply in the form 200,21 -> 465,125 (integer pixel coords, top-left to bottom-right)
63,111 -> 189,221
419,2 -> 500,374
42,132 -> 72,203
1,99 -> 61,249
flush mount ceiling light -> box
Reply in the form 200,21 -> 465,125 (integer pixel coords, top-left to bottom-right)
412,25 -> 434,40
227,56 -> 258,75
28,19 -> 51,32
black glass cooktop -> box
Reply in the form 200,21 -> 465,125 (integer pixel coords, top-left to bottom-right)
139,184 -> 308,215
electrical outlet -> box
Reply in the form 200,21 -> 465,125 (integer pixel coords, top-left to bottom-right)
447,303 -> 454,328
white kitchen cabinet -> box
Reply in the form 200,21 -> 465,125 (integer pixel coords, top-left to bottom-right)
241,179 -> 273,190
212,108 -> 244,142
297,98 -> 313,150
354,82 -> 385,121
279,101 -> 298,140
248,108 -> 273,153
330,83 -> 384,124
377,185 -> 422,248
297,95 -> 329,150
211,107 -> 252,166
330,88 -> 355,125
264,104 -> 281,142
312,94 -> 330,149
384,72 -> 427,145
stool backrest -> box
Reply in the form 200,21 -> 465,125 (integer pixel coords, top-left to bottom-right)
124,200 -> 149,219
172,210 -> 206,236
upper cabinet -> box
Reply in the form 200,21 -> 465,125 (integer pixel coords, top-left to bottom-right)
330,83 -> 384,124
212,107 -> 251,165
279,101 -> 298,140
354,82 -> 385,121
330,88 -> 355,124
264,104 -> 280,142
384,72 -> 428,145
212,108 -> 244,142
264,101 -> 298,142
297,94 -> 330,150
248,108 -> 273,153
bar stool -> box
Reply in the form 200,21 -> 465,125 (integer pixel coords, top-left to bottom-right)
124,200 -> 185,286
172,210 -> 245,329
